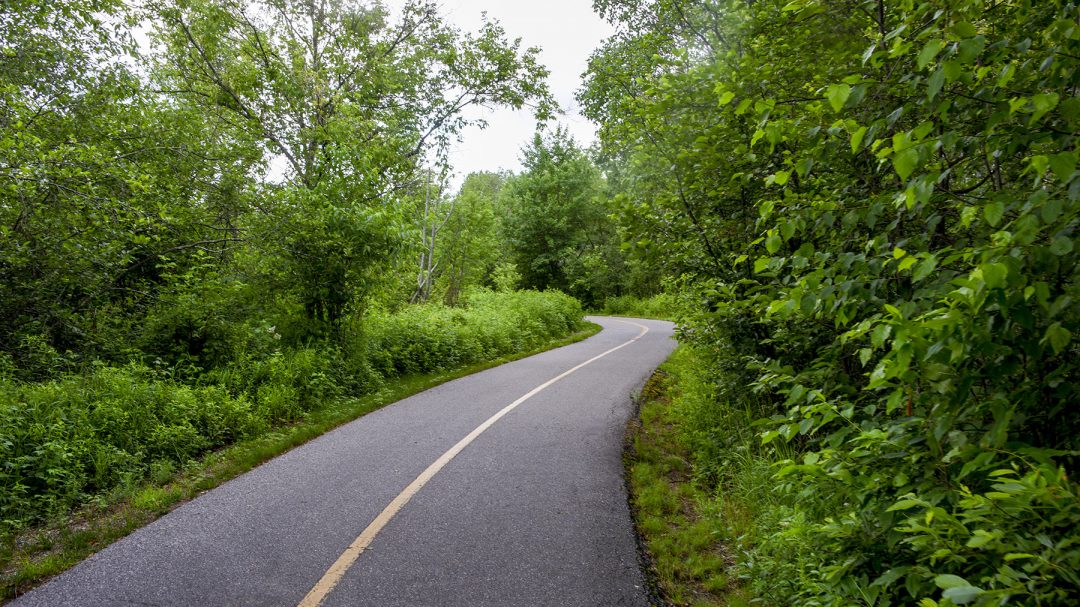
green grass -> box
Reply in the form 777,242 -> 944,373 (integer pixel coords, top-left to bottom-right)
626,346 -> 754,607
0,321 -> 601,602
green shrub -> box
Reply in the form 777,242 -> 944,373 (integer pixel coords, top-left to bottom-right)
358,289 -> 582,376
0,290 -> 584,534
599,294 -> 680,320
0,365 -> 262,530
586,0 -> 1080,603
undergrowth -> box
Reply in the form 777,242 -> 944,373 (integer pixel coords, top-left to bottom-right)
0,289 -> 586,599
628,345 -> 766,607
599,294 -> 680,320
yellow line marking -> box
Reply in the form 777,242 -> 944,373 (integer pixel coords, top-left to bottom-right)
297,319 -> 650,607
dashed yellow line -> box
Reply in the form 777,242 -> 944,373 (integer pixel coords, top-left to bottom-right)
297,319 -> 650,607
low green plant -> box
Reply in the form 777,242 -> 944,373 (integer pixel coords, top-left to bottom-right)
599,293 -> 681,320
628,346 -> 761,607
0,290 -> 584,536
0,317 -> 601,600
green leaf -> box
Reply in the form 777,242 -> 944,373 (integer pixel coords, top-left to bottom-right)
1030,155 -> 1049,176
956,36 -> 985,64
718,91 -> 736,106
893,147 -> 919,180
1050,236 -> 1073,256
934,574 -> 970,590
1031,93 -> 1059,124
966,530 -> 995,548
943,60 -> 963,81
918,39 -> 944,69
913,256 -> 938,282
851,126 -> 868,153
779,220 -> 796,240
1042,198 -> 1064,224
871,568 -> 908,588
943,586 -> 984,605
869,364 -> 888,387
1043,322 -> 1072,354
980,263 -> 1008,289
859,348 -> 873,366
1049,152 -> 1076,181
871,323 -> 892,348
754,257 -> 771,273
887,499 -> 921,511
928,69 -> 945,100
795,158 -> 814,178
984,200 -> 1005,226
827,84 -> 851,112
1004,553 -> 1037,561
952,21 -> 977,38
765,231 -> 782,254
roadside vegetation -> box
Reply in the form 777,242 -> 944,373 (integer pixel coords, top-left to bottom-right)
591,0 -> 1080,605
3,0 -> 1078,604
0,289 -> 583,533
628,346 -> 753,607
598,294 -> 680,320
0,290 -> 588,598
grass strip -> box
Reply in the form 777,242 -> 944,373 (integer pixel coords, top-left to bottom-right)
0,321 -> 601,602
625,346 -> 751,607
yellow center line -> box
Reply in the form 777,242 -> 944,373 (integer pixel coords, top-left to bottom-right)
297,319 -> 650,607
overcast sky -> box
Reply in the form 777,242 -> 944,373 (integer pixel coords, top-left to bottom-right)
389,0 -> 615,188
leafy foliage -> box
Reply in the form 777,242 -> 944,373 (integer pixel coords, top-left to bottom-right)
437,172 -> 508,305
502,126 -> 628,307
0,0 -> 575,546
0,0 -> 259,377
584,0 -> 1080,604
151,0 -> 552,331
0,290 -> 582,533
599,294 -> 681,320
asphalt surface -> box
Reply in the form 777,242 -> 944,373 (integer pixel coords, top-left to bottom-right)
12,316 -> 677,607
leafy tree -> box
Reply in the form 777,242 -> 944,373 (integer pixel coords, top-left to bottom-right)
406,168 -> 451,304
585,0 -> 1080,603
0,0 -> 261,376
152,0 -> 553,330
437,171 -> 507,305
502,126 -> 622,307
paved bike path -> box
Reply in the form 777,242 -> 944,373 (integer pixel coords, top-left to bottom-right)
13,317 -> 676,607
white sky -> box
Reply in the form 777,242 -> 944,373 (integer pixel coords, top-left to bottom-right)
163,1 -> 614,187
393,0 -> 615,186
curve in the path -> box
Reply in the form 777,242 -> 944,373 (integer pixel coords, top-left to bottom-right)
11,317 -> 676,607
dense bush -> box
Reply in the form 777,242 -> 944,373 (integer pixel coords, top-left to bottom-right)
585,0 -> 1079,604
598,294 -> 680,320
0,290 -> 583,533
